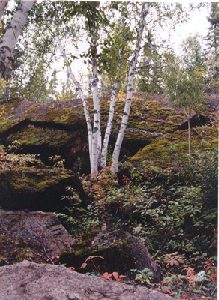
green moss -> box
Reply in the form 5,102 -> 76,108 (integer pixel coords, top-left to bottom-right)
59,232 -> 137,273
6,127 -> 73,147
167,115 -> 185,124
131,126 -> 218,167
0,99 -> 86,136
0,166 -> 73,193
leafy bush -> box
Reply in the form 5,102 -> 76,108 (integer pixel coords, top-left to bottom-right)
59,149 -> 217,298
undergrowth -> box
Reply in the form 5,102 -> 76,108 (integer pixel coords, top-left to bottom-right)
58,149 -> 217,299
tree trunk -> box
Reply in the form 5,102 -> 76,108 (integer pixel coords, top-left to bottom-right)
90,28 -> 101,176
111,3 -> 149,173
186,106 -> 191,156
99,15 -> 125,169
0,1 -> 36,79
99,81 -> 118,168
55,37 -> 93,168
188,117 -> 191,156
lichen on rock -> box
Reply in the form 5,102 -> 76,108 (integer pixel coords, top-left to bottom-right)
0,260 -> 174,300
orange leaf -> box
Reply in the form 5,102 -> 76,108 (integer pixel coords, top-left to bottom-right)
112,272 -> 119,280
80,262 -> 87,269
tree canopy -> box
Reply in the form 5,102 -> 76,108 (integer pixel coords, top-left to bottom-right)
0,1 -> 214,174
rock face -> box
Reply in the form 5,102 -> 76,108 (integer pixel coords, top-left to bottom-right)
0,260 -> 174,300
0,210 -> 77,264
60,230 -> 163,283
0,168 -> 87,211
0,96 -> 183,175
0,99 -> 89,173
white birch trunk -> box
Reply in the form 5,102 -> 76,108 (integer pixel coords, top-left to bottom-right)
99,15 -> 125,169
0,0 -> 36,79
111,3 -> 149,173
89,26 -> 101,176
91,61 -> 100,175
99,81 -> 118,168
55,37 -> 93,167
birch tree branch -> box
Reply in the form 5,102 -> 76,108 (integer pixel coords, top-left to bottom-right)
0,0 -> 36,79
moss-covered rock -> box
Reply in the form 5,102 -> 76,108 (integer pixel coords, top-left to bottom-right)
0,95 -> 216,174
0,99 -> 90,173
131,126 -> 218,168
60,230 -> 163,282
6,127 -> 74,147
0,165 -> 86,211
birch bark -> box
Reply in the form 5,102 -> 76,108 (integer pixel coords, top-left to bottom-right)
55,37 -> 93,167
0,0 -> 36,79
89,27 -> 101,175
111,3 -> 149,173
99,15 -> 126,169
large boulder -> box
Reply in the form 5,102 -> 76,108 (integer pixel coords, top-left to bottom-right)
0,260 -> 174,300
0,210 -> 77,265
0,96 -> 185,173
60,230 -> 163,283
0,99 -> 90,173
0,166 -> 86,211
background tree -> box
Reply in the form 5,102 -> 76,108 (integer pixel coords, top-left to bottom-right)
137,31 -> 164,95
164,36 -> 206,156
206,2 -> 219,96
0,1 -> 193,176
181,33 -> 205,74
0,1 -> 8,19
0,0 -> 36,79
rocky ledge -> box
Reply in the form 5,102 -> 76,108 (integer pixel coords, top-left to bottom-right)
0,260 -> 174,300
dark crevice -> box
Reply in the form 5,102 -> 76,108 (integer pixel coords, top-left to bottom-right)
0,119 -> 30,142
0,118 -> 87,144
178,114 -> 212,130
28,119 -> 86,131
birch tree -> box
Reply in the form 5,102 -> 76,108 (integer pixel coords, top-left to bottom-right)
56,36 -> 93,170
55,2 -> 149,175
86,4 -> 102,175
111,3 -> 150,173
0,1 -> 187,176
58,2 -> 149,176
99,13 -> 126,169
0,0 -> 36,79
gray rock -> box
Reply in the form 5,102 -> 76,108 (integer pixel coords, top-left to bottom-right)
0,210 -> 77,261
0,260 -> 174,300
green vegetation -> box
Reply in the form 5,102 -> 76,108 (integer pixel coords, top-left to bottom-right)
0,91 -> 217,298
59,145 -> 217,298
131,126 -> 218,167
0,2 -> 217,299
